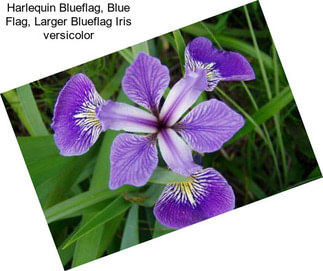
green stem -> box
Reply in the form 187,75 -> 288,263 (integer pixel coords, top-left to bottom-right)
244,5 -> 272,100
241,81 -> 258,111
244,5 -> 285,187
272,45 -> 288,183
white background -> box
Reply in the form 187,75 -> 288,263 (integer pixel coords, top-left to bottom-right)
0,0 -> 322,270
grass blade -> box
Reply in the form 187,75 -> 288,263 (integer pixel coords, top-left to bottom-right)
43,152 -> 97,208
45,187 -> 131,223
225,86 -> 293,145
98,215 -> 124,257
64,196 -> 131,249
16,84 -> 49,136
120,204 -> 139,250
71,131 -> 118,267
100,62 -> 128,100
119,48 -> 134,63
17,135 -> 98,207
172,29 -> 186,74
132,41 -> 150,57
2,91 -> 35,135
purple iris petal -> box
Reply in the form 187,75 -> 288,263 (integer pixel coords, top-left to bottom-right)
185,37 -> 255,91
157,128 -> 202,176
159,69 -> 208,126
51,73 -> 103,156
122,52 -> 170,114
176,99 -> 244,153
97,100 -> 158,133
153,168 -> 235,229
109,133 -> 158,189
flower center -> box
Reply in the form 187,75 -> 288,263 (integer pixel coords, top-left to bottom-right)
157,118 -> 168,131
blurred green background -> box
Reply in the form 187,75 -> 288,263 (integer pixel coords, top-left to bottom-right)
1,2 -> 321,270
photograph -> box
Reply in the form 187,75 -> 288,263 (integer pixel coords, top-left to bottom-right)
1,2 -> 321,269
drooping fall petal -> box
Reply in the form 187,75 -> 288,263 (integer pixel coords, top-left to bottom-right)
154,168 -> 235,229
185,37 -> 255,91
51,73 -> 103,156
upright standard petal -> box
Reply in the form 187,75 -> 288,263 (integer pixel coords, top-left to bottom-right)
185,37 -> 255,90
109,134 -> 158,189
157,128 -> 202,176
175,99 -> 244,153
153,168 -> 235,229
51,73 -> 104,156
122,52 -> 170,114
97,100 -> 158,133
159,69 -> 208,126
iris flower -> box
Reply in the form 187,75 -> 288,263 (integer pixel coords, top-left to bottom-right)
51,36 -> 255,228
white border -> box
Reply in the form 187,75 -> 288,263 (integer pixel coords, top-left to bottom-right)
1,0 -> 322,270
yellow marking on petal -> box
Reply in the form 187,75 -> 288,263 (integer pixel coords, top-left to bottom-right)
159,169 -> 214,208
73,88 -> 103,141
168,176 -> 199,207
178,178 -> 195,206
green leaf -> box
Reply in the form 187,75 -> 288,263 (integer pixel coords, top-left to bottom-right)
3,90 -> 35,135
120,204 -> 139,250
173,30 -> 186,74
97,214 -> 124,257
43,146 -> 98,209
17,135 -> 69,187
148,39 -> 157,56
100,62 -> 128,100
163,33 -> 176,50
119,48 -> 134,63
58,243 -> 75,267
149,167 -> 187,184
226,86 -> 293,145
64,196 -> 131,249
45,186 -> 132,223
132,41 -> 150,57
71,131 -> 117,267
16,84 -> 49,136
17,135 -> 97,207
153,220 -> 174,238
125,184 -> 164,207
137,184 -> 164,207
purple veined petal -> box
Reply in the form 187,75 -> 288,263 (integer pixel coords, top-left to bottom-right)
97,100 -> 158,133
185,37 -> 255,91
109,133 -> 158,189
122,52 -> 170,114
175,99 -> 245,153
51,73 -> 104,156
159,69 -> 208,126
153,168 -> 235,229
157,128 -> 202,176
